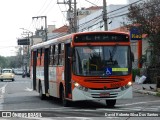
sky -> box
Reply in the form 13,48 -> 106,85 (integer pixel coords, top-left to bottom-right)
0,0 -> 127,57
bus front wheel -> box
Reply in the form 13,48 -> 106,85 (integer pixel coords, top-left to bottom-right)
106,100 -> 116,108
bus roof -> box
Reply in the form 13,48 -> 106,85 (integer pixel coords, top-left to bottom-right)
31,31 -> 129,50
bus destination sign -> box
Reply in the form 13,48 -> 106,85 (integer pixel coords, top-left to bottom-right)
74,34 -> 129,42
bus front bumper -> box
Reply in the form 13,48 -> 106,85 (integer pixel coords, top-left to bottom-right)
72,86 -> 132,101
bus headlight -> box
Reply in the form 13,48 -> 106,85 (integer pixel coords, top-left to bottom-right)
121,81 -> 132,90
73,82 -> 88,92
125,81 -> 132,89
74,82 -> 79,87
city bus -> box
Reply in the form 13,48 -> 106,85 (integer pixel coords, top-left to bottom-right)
30,31 -> 133,107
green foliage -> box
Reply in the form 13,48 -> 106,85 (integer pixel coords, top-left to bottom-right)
132,68 -> 140,82
0,56 -> 9,68
0,55 -> 23,69
125,0 -> 160,67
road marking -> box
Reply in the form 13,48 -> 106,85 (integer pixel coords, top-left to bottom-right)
116,100 -> 160,107
25,87 -> 33,91
4,107 -> 69,111
64,117 -> 93,120
0,83 -> 8,94
0,83 -> 8,109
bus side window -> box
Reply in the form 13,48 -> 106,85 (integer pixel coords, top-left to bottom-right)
54,44 -> 59,65
61,43 -> 64,65
41,49 -> 44,66
49,46 -> 54,65
40,48 -> 42,65
59,43 -> 64,65
37,49 -> 41,66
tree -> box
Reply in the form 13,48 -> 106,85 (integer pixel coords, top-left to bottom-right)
125,0 -> 160,67
0,46 -> 24,69
0,56 -> 8,68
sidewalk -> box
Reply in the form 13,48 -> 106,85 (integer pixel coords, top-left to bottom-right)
133,83 -> 158,96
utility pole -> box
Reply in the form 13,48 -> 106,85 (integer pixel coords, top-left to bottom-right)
103,0 -> 108,31
68,0 -> 73,33
20,28 -> 34,77
32,16 -> 48,41
57,0 -> 77,33
74,0 -> 77,33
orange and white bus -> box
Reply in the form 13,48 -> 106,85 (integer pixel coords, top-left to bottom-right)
30,31 -> 133,107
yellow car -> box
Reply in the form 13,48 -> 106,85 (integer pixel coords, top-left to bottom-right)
0,69 -> 15,81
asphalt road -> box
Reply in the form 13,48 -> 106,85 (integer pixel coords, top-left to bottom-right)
0,75 -> 160,120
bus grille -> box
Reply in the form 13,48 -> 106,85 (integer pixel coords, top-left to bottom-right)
84,78 -> 124,83
90,92 -> 119,98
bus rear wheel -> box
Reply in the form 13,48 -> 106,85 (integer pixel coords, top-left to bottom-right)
106,100 -> 116,108
61,88 -> 70,107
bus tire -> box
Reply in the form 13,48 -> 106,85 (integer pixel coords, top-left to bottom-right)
61,88 -> 70,107
106,100 -> 116,108
39,83 -> 46,100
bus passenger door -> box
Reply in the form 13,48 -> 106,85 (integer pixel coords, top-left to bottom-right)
65,43 -> 72,98
33,51 -> 37,90
44,48 -> 49,96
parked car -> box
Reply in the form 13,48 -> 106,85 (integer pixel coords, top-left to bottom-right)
14,69 -> 23,75
0,69 -> 15,81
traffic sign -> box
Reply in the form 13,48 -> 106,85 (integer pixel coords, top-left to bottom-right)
130,27 -> 142,40
17,39 -> 30,45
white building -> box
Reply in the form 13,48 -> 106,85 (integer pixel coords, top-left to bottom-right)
78,4 -> 128,31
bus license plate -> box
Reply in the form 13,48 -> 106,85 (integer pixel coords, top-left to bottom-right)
110,83 -> 121,88
100,92 -> 110,97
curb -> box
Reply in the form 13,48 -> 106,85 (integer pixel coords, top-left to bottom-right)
133,88 -> 158,96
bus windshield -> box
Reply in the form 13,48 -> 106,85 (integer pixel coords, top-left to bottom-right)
73,46 -> 131,76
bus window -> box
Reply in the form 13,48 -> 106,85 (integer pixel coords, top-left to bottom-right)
73,46 -> 130,76
49,46 -> 55,65
40,48 -> 42,65
54,44 -> 58,65
59,43 -> 64,65
37,49 -> 41,66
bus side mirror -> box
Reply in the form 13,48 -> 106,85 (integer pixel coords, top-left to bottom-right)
131,52 -> 134,62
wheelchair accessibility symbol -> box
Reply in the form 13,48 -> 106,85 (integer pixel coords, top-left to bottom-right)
105,68 -> 112,75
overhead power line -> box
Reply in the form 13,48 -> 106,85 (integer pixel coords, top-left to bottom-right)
109,0 -> 160,19
36,0 -> 49,15
107,0 -> 145,15
77,0 -> 160,31
84,0 -> 98,6
77,0 -> 145,30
